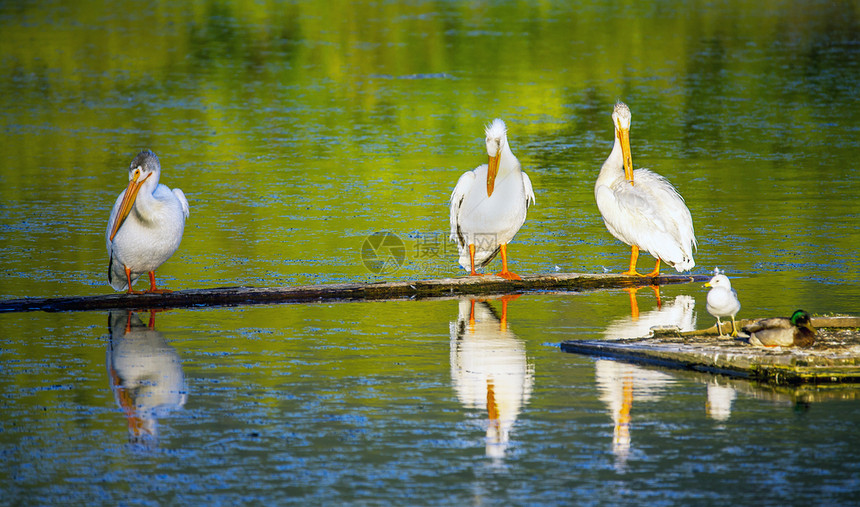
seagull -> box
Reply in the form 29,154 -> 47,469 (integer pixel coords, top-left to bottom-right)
450,119 -> 535,280
106,150 -> 189,293
595,102 -> 696,276
705,274 -> 741,336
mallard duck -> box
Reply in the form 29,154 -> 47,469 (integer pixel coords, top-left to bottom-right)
595,102 -> 697,276
743,310 -> 816,348
704,274 -> 741,337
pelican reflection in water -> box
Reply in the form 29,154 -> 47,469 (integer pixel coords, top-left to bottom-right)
603,294 -> 697,340
595,360 -> 674,471
450,296 -> 534,460
107,310 -> 187,446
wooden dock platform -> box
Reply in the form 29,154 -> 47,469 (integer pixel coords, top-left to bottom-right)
561,316 -> 860,386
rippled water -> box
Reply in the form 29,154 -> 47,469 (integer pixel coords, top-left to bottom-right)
2,1 -> 860,504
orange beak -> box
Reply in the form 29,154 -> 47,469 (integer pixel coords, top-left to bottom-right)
109,172 -> 150,241
487,153 -> 500,197
617,125 -> 633,185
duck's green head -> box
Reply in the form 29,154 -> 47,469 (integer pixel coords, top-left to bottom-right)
790,310 -> 815,331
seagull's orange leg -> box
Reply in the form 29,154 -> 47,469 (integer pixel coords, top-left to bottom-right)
145,271 -> 172,294
496,244 -> 522,281
644,258 -> 661,277
622,245 -> 642,276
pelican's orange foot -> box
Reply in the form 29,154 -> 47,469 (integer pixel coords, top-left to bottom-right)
621,270 -> 643,277
144,272 -> 172,293
496,270 -> 522,281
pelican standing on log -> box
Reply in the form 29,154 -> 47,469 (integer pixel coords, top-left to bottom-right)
595,102 -> 696,276
106,150 -> 189,293
450,119 -> 535,280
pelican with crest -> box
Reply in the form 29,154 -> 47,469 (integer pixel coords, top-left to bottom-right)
449,119 -> 535,280
106,150 -> 189,293
595,102 -> 696,276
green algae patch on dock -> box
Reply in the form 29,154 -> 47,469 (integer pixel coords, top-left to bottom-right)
561,317 -> 860,386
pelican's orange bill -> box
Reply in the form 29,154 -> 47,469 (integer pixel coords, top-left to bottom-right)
617,126 -> 633,185
487,153 -> 500,196
109,172 -> 150,241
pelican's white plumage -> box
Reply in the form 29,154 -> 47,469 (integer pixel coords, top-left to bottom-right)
106,150 -> 189,293
705,274 -> 741,336
449,119 -> 535,279
595,102 -> 696,276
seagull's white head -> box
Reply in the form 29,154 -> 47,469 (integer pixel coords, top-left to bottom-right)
705,274 -> 733,290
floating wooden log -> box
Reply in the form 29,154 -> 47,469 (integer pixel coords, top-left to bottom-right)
561,316 -> 860,386
0,272 -> 707,313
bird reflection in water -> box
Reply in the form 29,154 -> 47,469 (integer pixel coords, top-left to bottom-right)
604,294 -> 697,340
450,295 -> 534,461
598,295 -> 696,470
106,310 -> 187,447
624,285 -> 664,321
595,360 -> 674,471
705,378 -> 737,423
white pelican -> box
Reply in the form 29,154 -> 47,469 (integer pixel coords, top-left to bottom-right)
595,102 -> 696,276
704,274 -> 741,337
450,119 -> 535,280
106,150 -> 189,293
